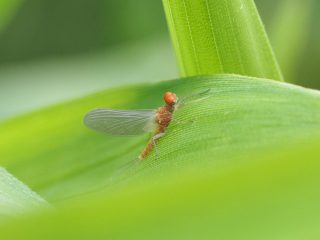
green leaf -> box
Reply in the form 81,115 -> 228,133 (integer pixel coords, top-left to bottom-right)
0,38 -> 177,120
0,1 -> 168,63
162,0 -> 283,80
1,74 -> 320,238
1,113 -> 320,239
1,74 -> 319,203
0,167 -> 48,220
269,0 -> 313,82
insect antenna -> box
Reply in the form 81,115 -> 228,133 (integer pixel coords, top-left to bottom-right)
177,88 -> 211,108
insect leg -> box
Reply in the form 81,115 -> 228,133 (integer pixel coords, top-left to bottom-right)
152,132 -> 166,160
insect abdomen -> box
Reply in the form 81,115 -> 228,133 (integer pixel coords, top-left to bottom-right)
139,139 -> 154,160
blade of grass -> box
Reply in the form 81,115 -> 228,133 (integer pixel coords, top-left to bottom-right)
162,0 -> 283,80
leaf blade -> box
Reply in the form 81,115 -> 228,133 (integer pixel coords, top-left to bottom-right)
163,0 -> 283,80
0,74 -> 319,202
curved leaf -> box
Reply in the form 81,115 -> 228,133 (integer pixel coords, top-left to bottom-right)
0,74 -> 319,203
0,75 -> 320,238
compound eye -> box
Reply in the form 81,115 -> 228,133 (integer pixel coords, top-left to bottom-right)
163,92 -> 177,105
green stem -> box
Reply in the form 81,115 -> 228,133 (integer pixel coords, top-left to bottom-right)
162,0 -> 283,81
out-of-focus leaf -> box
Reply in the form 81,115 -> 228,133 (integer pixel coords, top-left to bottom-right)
255,0 -> 320,89
0,167 -> 48,220
0,0 -> 167,63
162,0 -> 283,80
0,118 -> 320,239
295,0 -> 320,89
269,0 -> 313,82
0,38 -> 177,121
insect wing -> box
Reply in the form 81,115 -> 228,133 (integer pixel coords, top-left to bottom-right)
84,108 -> 156,135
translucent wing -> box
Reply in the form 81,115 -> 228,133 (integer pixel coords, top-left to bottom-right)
83,108 -> 156,135
176,88 -> 211,109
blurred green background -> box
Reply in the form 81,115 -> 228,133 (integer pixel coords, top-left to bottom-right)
0,0 -> 319,121
0,0 -> 178,120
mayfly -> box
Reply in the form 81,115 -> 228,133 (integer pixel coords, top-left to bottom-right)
83,89 -> 210,160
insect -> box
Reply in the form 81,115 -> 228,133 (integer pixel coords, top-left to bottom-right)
83,89 -> 210,160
